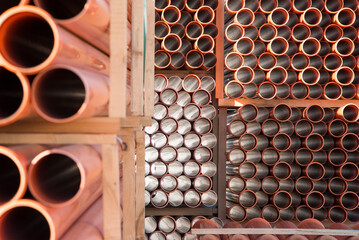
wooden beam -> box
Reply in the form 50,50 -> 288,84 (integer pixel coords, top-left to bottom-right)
215,0 -> 224,99
102,143 -> 122,240
131,0 -> 144,115
145,207 -> 217,216
217,108 -> 227,219
144,0 -> 155,118
122,133 -> 136,240
135,131 -> 145,240
110,0 -> 127,118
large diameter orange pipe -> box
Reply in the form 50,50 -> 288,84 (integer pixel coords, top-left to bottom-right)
34,0 -> 110,54
31,65 -> 110,123
0,145 -> 46,205
0,185 -> 101,240
0,6 -> 109,75
28,145 -> 102,208
61,198 -> 103,240
0,67 -> 37,126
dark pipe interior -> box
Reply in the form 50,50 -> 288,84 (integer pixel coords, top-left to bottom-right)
36,69 -> 85,119
0,68 -> 23,119
36,0 -> 87,19
0,154 -> 20,204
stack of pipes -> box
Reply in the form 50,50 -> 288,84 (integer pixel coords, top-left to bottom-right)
223,0 -> 359,100
155,0 -> 218,70
145,216 -> 223,240
0,1 -> 128,239
189,218 -> 359,240
0,145 -> 104,240
226,103 -> 359,223
0,1 -> 131,126
145,74 -> 218,209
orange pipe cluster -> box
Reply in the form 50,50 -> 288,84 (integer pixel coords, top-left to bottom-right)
0,145 -> 103,240
224,0 -> 359,100
226,103 -> 359,223
155,0 -> 218,70
145,74 -> 217,208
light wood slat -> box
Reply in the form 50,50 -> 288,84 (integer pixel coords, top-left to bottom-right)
135,131 -> 145,240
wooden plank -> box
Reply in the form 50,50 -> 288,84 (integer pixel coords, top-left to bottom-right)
0,118 -> 121,134
215,0 -> 224,99
122,133 -> 136,240
217,108 -> 227,219
219,99 -> 359,108
110,0 -> 127,118
212,99 -> 219,213
156,69 -> 215,78
144,0 -> 155,118
102,143 -> 122,240
0,134 -> 117,144
130,0 -> 144,116
191,228 -> 359,236
145,207 -> 217,216
135,131 -> 145,240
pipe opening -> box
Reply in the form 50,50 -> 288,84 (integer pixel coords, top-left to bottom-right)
262,120 -> 280,137
163,7 -> 180,23
301,68 -> 319,85
296,206 -> 313,221
184,161 -> 201,178
340,163 -> 359,181
291,83 -> 308,99
158,216 -> 176,234
273,133 -> 290,151
186,0 -> 203,10
184,190 -> 201,207
160,146 -> 177,163
235,38 -> 254,55
155,51 -> 171,68
154,75 -> 168,92
329,148 -> 347,166
226,25 -> 243,42
292,54 -> 309,70
262,148 -> 279,166
0,68 -> 25,120
193,90 -> 210,107
273,104 -> 291,121
236,67 -> 253,83
324,83 -> 341,100
325,25 -> 343,42
329,207 -> 347,223
279,150 -> 294,163
262,177 -> 279,194
302,8 -> 321,25
204,24 -> 218,39
240,190 -> 256,207
0,153 -> 21,204
228,177 -> 246,193
240,104 -> 257,121
163,35 -> 181,52
269,38 -> 288,55
310,26 -> 324,41
341,134 -> 359,151
336,38 -> 354,56
203,53 -> 216,69
183,133 -> 201,150
244,26 -> 258,40
335,67 -> 353,85
196,36 -> 214,52
226,53 -> 243,70
342,84 -> 356,99
274,191 -> 292,209
196,7 -> 214,23
258,53 -> 276,70
306,134 -> 324,151
270,8 -> 288,26
0,205 -> 51,240
305,105 -> 324,122
239,162 -> 256,179
0,12 -> 54,68
295,148 -> 313,166
343,26 -> 357,40
306,192 -> 324,209
202,191 -> 217,207
229,205 -> 246,221
302,39 -> 320,55
151,132 -> 168,149
306,163 -> 324,180
262,205 -> 280,222
156,0 -> 170,10
329,120 -> 347,137
160,88 -> 178,106
341,105 -> 359,122
30,153 -> 81,204
225,81 -> 244,98
273,162 -> 291,179
235,9 -> 254,26
292,24 -> 310,41
35,0 -> 86,19
341,192 -> 359,210
276,55 -> 290,69
296,178 -> 313,194
243,83 -> 258,99
277,26 -> 291,40
170,52 -> 185,68
186,51 -> 203,68
194,146 -> 211,163
229,120 -> 246,137
243,54 -> 257,68
194,175 -> 211,192
259,25 -> 277,41
171,0 -> 185,9
329,178 -> 347,195
259,82 -> 276,99
186,22 -> 203,39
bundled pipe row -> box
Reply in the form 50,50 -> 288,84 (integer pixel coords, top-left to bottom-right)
0,144 -> 104,240
145,215 -> 223,240
154,0 -> 218,70
224,0 -> 359,100
226,103 -> 359,223
145,74 -> 217,208
186,218 -> 359,240
0,1 -> 130,126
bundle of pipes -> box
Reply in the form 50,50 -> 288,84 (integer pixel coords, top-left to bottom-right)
0,144 -> 104,240
155,0 -> 218,70
188,218 -> 359,240
0,1 -> 133,126
145,74 -> 217,209
223,0 -> 359,100
145,216 -> 224,240
226,103 -> 359,223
